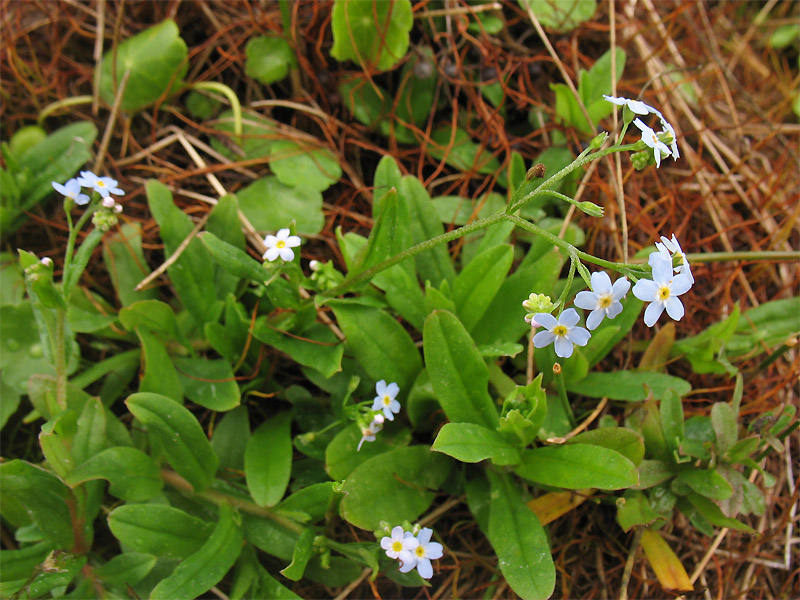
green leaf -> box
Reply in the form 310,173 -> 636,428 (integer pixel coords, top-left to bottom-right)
174,357 -> 241,412
487,470 -> 555,600
685,493 -> 754,532
711,402 -> 738,455
151,504 -> 243,599
325,423 -> 411,480
422,310 -> 499,428
352,188 -> 400,272
211,109 -> 277,160
108,504 -> 214,559
1,122 -> 97,236
0,541 -> 52,583
398,175 -> 456,286
676,468 -> 733,501
280,528 -> 315,581
98,19 -> 188,113
516,444 -> 638,490
270,140 -> 341,192
453,244 -> 513,332
634,460 -> 676,489
329,301 -> 421,390
126,392 -> 218,491
72,397 -> 107,466
617,489 -> 662,532
199,231 -> 267,283
0,460 -> 74,549
432,422 -> 520,465
94,552 -> 157,587
566,370 -> 691,401
0,304 -> 55,394
330,0 -> 413,71
340,445 -> 451,530
725,297 -> 799,357
212,406 -> 250,475
237,175 -> 324,235
278,482 -> 336,523
252,319 -> 343,379
119,299 -> 179,338
136,329 -> 183,403
102,223 -> 160,307
517,0 -> 596,32
567,427 -> 645,466
671,305 -> 740,374
660,390 -> 685,456
64,446 -> 163,501
429,127 -> 502,176
146,179 -> 219,326
245,35 -> 294,84
246,412 -> 293,507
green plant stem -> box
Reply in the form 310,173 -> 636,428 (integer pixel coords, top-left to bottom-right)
555,258 -> 577,312
553,364 -> 575,428
322,213 -> 506,297
161,469 -> 305,534
507,143 -> 637,214
191,81 -> 242,138
62,200 -> 98,282
37,96 -> 93,126
54,309 -> 68,411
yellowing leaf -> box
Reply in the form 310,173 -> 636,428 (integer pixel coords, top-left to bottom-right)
640,527 -> 693,592
527,489 -> 594,525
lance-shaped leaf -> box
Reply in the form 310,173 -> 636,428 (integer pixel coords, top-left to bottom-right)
423,310 -> 498,428
151,504 -> 243,599
108,504 -> 214,559
199,231 -> 268,283
65,446 -> 163,501
452,244 -> 513,332
516,444 -> 638,490
126,392 -> 218,491
245,412 -> 293,507
487,470 -> 555,600
640,527 -> 693,592
566,371 -> 691,401
351,188 -> 399,273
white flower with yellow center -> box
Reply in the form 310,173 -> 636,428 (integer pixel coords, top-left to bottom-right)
371,380 -> 400,421
633,254 -> 693,327
532,308 -> 591,358
573,272 -> 631,330
398,527 -> 443,579
603,95 -> 659,117
262,228 -> 301,262
652,233 -> 693,284
380,526 -> 414,560
356,413 -> 384,451
51,178 -> 91,205
633,119 -> 671,168
76,170 -> 125,198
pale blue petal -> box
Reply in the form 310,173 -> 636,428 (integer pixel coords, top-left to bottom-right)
611,277 -> 631,299
417,528 -> 432,545
560,308 -> 580,327
651,256 -> 673,283
606,301 -> 623,320
568,327 -> 591,346
574,291 -> 598,310
416,557 -> 433,579
534,313 -> 557,330
585,309 -> 605,330
426,542 -> 443,560
554,337 -> 574,358
375,380 -> 388,395
644,301 -> 665,327
385,382 -> 400,398
591,271 -> 612,294
633,280 -> 658,301
665,296 -> 685,321
670,274 -> 693,296
533,330 -> 555,348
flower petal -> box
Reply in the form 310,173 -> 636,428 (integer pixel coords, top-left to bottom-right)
650,255 -> 673,283
417,528 -> 432,545
532,330 -> 555,349
375,380 -> 387,395
590,271 -> 612,294
633,279 -> 659,301
554,336 -> 574,358
605,302 -> 623,320
279,247 -> 295,261
264,247 -> 280,261
585,309 -> 605,330
425,542 -> 444,560
416,557 -> 433,579
533,312 -> 557,330
264,234 -> 278,247
664,296 -> 685,321
567,326 -> 591,346
574,291 -> 598,311
385,382 -> 399,398
276,228 -> 290,239
670,274 -> 693,296
643,301 -> 665,327
559,308 -> 580,327
611,277 -> 631,299
286,235 -> 301,247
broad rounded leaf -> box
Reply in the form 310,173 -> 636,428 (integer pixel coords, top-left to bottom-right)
330,0 -> 413,71
237,176 -> 323,235
245,36 -> 294,84
98,20 -> 188,113
245,412 -> 293,507
270,140 -> 341,192
340,445 -> 451,530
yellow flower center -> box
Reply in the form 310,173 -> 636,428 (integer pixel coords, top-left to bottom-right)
97,181 -> 106,188
276,240 -> 286,249
392,540 -> 403,552
382,395 -> 391,406
415,546 -> 426,558
657,286 -> 671,301
553,325 -> 568,336
598,295 -> 612,308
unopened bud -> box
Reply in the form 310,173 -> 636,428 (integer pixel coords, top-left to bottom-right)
577,201 -> 604,217
522,293 -> 555,314
40,257 -> 53,267
589,131 -> 608,149
526,163 -> 547,180
631,151 -> 650,170
102,197 -> 116,208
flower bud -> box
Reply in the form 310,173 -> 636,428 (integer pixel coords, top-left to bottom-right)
522,293 -> 556,315
577,201 -> 604,217
526,163 -> 547,180
589,131 -> 608,149
631,151 -> 651,170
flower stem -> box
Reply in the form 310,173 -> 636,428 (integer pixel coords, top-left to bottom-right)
553,363 -> 575,428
